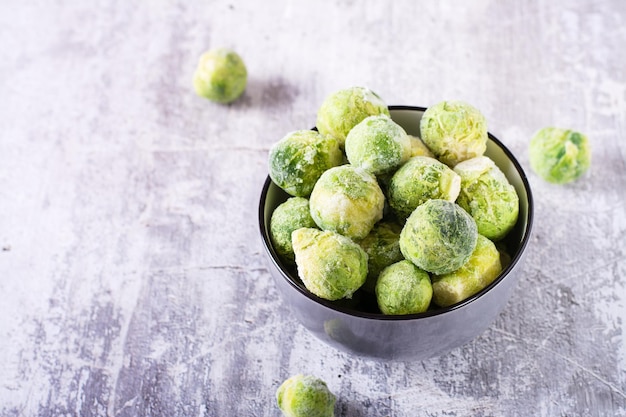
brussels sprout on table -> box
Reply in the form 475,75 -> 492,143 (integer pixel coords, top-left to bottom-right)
192,48 -> 247,104
400,199 -> 478,275
529,127 -> 591,184
309,165 -> 385,240
420,100 -> 488,167
276,374 -> 336,417
269,130 -> 343,197
292,228 -> 368,301
454,156 -> 519,241
270,197 -> 317,263
432,234 -> 502,307
345,114 -> 411,175
375,260 -> 432,315
316,86 -> 390,147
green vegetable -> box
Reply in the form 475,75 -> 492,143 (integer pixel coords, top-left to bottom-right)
399,199 -> 478,275
420,100 -> 488,167
309,165 -> 385,240
192,48 -> 247,103
408,135 -> 435,158
270,197 -> 317,263
529,127 -> 591,184
375,260 -> 432,315
432,234 -> 502,307
454,156 -> 519,241
388,156 -> 461,221
316,87 -> 390,147
357,221 -> 404,293
269,130 -> 343,197
292,228 -> 368,300
345,114 -> 411,175
276,374 -> 336,417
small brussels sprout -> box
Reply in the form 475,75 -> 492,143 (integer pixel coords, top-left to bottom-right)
309,165 -> 384,240
292,228 -> 368,300
529,127 -> 591,184
400,199 -> 478,275
269,130 -> 343,197
276,374 -> 336,417
357,222 -> 404,293
345,115 -> 411,175
316,86 -> 390,147
420,100 -> 488,167
388,156 -> 461,221
270,197 -> 317,263
454,156 -> 519,241
432,234 -> 502,307
192,48 -> 247,103
408,135 -> 435,158
375,260 -> 432,315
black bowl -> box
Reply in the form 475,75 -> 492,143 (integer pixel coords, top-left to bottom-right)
259,106 -> 534,360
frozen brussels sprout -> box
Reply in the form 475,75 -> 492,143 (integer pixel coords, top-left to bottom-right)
454,156 -> 519,241
316,86 -> 390,147
269,130 -> 343,197
270,197 -> 317,263
292,228 -> 367,300
345,115 -> 411,175
420,100 -> 488,167
192,47 -> 247,103
432,234 -> 502,307
375,260 -> 432,315
276,374 -> 336,417
388,156 -> 461,221
357,222 -> 404,293
309,165 -> 384,240
408,135 -> 435,158
529,127 -> 591,184
400,199 -> 478,275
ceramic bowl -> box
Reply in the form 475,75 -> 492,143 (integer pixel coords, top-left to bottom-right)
259,106 -> 534,360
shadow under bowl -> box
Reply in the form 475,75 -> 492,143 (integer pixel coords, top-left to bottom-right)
259,106 -> 534,361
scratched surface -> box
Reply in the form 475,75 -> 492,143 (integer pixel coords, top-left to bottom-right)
0,0 -> 625,416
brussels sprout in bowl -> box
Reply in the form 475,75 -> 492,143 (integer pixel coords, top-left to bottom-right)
259,106 -> 534,361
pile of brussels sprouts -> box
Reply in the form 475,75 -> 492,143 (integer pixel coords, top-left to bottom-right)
268,87 -> 521,315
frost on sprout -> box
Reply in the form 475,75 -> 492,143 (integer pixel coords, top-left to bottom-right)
292,228 -> 368,301
399,199 -> 478,275
270,197 -> 317,263
454,156 -> 519,241
419,100 -> 487,167
192,48 -> 247,103
276,374 -> 336,417
309,165 -> 384,240
529,127 -> 591,184
375,260 -> 432,315
357,221 -> 404,293
345,114 -> 411,175
268,130 -> 343,197
432,234 -> 502,307
316,86 -> 390,147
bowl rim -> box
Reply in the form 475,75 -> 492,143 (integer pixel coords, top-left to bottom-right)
259,105 -> 535,321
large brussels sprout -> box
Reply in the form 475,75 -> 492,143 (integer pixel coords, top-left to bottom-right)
345,114 -> 411,175
388,156 -> 461,221
292,228 -> 368,300
357,221 -> 404,293
192,48 -> 247,103
316,86 -> 390,147
420,100 -> 488,167
375,260 -> 432,315
432,234 -> 502,307
276,374 -> 336,417
529,127 -> 591,184
309,165 -> 384,240
268,130 -> 343,197
270,197 -> 317,263
454,156 -> 519,241
400,199 -> 478,275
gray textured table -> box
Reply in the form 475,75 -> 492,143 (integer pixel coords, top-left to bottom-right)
1,1 -> 625,416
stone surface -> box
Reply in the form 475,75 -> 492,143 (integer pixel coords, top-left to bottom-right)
0,0 -> 625,416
